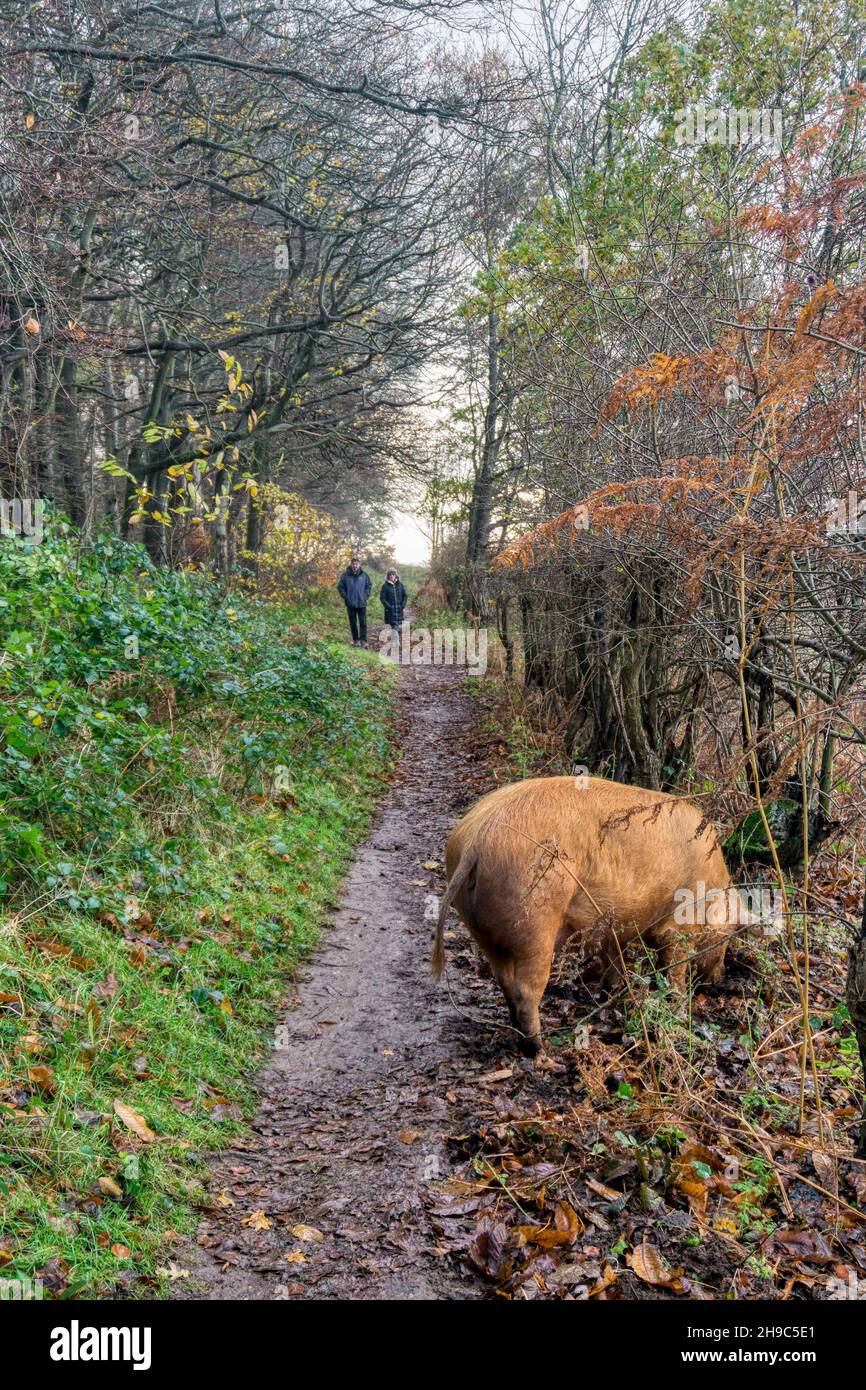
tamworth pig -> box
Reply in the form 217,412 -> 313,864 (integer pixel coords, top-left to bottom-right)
433,776 -> 747,1056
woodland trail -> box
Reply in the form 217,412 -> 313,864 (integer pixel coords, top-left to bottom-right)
180,650 -> 495,1300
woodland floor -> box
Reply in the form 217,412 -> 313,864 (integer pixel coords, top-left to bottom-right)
178,641 -> 866,1302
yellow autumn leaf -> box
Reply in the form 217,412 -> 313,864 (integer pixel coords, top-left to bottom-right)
288,1223 -> 323,1243
713,1214 -> 739,1235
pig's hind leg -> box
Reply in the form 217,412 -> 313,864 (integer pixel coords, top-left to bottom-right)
487,941 -> 554,1058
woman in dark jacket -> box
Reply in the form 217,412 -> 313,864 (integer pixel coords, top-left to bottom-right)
380,569 -> 408,630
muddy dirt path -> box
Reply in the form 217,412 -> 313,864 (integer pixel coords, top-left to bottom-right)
181,657 -> 498,1300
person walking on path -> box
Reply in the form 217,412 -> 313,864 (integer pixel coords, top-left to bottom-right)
380,569 -> 408,634
338,557 -> 373,646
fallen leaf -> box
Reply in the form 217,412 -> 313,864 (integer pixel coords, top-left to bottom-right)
243,1209 -> 272,1231
28,1064 -> 56,1095
113,1099 -> 155,1142
517,1200 -> 582,1249
628,1239 -> 685,1291
288,1224 -> 323,1243
92,973 -> 119,999
713,1214 -> 739,1235
773,1230 -> 835,1265
812,1150 -> 836,1190
467,1219 -> 511,1279
98,1176 -> 123,1199
29,937 -> 72,955
589,1263 -> 618,1297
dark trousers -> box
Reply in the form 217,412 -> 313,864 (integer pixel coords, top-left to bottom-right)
347,605 -> 367,641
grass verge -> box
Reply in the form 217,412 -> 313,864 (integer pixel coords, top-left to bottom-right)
0,522 -> 396,1296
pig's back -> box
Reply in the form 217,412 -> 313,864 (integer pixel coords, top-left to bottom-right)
452,776 -> 728,924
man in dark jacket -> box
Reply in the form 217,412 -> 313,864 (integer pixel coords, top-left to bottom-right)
380,569 -> 408,631
337,557 -> 373,645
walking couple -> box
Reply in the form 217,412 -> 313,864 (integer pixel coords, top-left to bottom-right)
337,558 -> 408,647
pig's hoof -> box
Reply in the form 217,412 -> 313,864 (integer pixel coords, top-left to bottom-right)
517,1034 -> 543,1060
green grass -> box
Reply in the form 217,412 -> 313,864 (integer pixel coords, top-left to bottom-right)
0,518 -> 398,1296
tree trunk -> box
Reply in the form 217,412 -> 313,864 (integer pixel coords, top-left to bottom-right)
56,355 -> 87,526
465,296 -> 501,617
496,596 -> 513,675
211,467 -> 230,583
